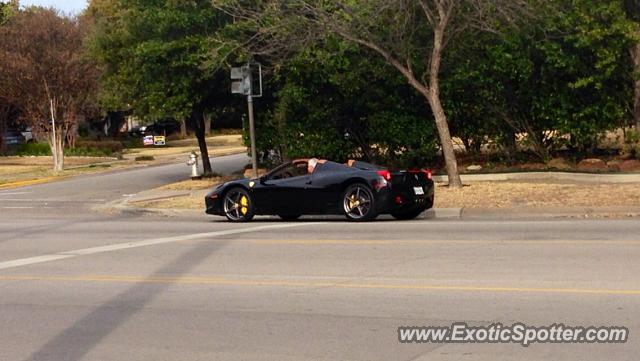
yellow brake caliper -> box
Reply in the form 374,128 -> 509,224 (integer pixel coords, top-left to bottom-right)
240,195 -> 249,215
349,195 -> 359,210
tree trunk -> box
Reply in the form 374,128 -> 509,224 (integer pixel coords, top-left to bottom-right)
204,113 -> 211,136
632,43 -> 640,130
426,92 -> 462,187
49,126 -> 64,172
180,120 -> 187,138
193,110 -> 213,176
503,129 -> 517,165
428,25 -> 462,188
0,115 -> 5,152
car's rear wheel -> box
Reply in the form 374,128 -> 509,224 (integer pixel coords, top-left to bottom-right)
391,207 -> 426,220
342,183 -> 377,221
278,214 -> 301,221
223,187 -> 254,222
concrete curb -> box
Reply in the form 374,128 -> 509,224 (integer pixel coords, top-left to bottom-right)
461,207 -> 640,219
433,171 -> 640,184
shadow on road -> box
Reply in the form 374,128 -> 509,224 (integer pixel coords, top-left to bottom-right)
207,214 -> 435,223
25,238 -> 230,361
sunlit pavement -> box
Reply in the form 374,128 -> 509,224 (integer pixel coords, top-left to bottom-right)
1,214 -> 639,361
1,156 -> 639,360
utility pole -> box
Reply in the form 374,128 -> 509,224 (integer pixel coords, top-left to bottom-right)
247,95 -> 258,178
231,62 -> 263,178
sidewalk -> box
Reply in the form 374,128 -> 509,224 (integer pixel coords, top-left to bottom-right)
429,207 -> 640,219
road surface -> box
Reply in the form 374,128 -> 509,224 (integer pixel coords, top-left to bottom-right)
0,154 -> 638,361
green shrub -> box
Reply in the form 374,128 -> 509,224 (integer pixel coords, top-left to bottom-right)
75,140 -> 123,154
14,141 -> 124,157
16,142 -> 51,156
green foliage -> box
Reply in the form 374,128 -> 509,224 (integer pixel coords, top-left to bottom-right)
0,1 -> 15,25
257,37 -> 438,168
442,0 -> 636,159
15,141 -> 122,157
87,0 -> 235,120
15,142 -> 51,156
73,140 -> 123,155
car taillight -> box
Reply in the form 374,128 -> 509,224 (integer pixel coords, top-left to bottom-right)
377,170 -> 391,181
423,169 -> 432,180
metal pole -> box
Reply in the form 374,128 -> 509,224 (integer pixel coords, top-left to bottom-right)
247,95 -> 258,178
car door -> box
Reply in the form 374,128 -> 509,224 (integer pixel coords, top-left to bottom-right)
304,165 -> 345,213
254,174 -> 312,214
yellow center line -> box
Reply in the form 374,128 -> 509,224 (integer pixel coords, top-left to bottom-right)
1,274 -> 639,296
248,239 -> 640,246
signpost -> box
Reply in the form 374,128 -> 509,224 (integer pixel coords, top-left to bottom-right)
231,62 -> 262,178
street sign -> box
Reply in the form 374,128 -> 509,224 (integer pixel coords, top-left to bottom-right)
231,65 -> 251,95
230,63 -> 262,97
153,135 -> 166,146
143,135 -> 154,146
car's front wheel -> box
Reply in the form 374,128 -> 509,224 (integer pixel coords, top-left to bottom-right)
223,187 -> 254,222
342,183 -> 377,221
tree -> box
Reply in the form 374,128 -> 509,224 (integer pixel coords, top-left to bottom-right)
216,0 -> 529,187
87,0 -> 237,176
0,7 -> 98,171
264,37 -> 438,167
440,0 -> 635,160
0,1 -> 17,25
624,0 -> 640,129
0,1 -> 18,150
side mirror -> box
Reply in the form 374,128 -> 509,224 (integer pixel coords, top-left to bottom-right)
259,175 -> 268,184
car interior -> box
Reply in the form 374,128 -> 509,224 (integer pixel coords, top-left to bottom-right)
269,161 -> 309,180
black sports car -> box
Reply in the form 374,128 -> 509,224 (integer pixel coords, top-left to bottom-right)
205,159 -> 434,222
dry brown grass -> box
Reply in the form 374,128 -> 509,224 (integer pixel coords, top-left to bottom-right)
0,156 -> 115,167
435,181 -> 640,208
136,195 -> 203,210
155,177 -> 230,191
0,165 -> 43,175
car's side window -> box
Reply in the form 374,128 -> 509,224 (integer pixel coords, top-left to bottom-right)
269,162 -> 309,180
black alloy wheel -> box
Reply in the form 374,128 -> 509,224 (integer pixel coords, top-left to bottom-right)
223,188 -> 255,222
342,183 -> 377,221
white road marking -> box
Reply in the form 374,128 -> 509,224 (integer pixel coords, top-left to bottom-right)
1,206 -> 35,209
0,199 -> 42,202
0,192 -> 31,196
0,222 -> 323,270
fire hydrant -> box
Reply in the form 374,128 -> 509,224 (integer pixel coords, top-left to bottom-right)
186,152 -> 200,179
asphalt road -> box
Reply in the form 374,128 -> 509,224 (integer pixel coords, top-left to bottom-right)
0,153 -> 250,214
1,154 -> 639,361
